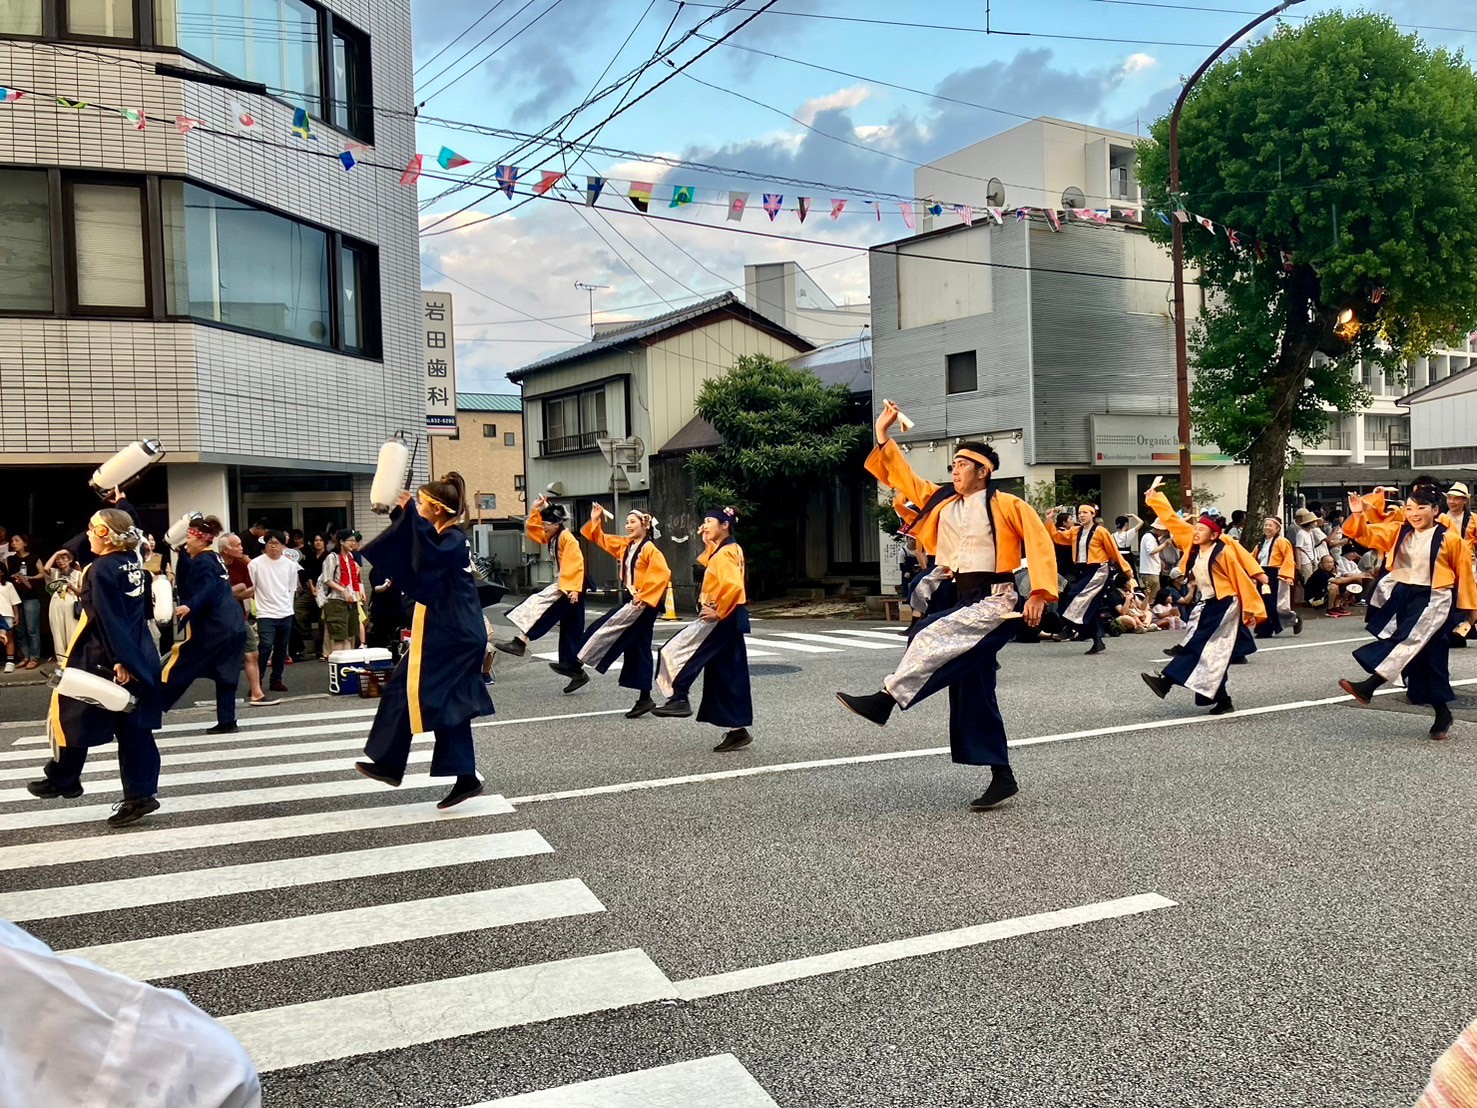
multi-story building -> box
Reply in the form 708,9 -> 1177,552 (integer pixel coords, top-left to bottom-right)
1398,362 -> 1477,479
428,393 -> 525,522
0,0 -> 419,546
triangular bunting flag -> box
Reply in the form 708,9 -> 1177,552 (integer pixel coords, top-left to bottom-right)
763,194 -> 783,221
797,197 -> 811,222
57,96 -> 88,110
1195,215 -> 1216,234
175,115 -> 204,135
1254,240 -> 1267,261
870,201 -> 883,221
1069,208 -> 1091,221
534,170 -> 563,196
954,204 -> 973,226
1016,208 -> 1029,223
1116,208 -> 1140,222
120,108 -> 146,130
727,191 -> 748,220
926,200 -> 943,217
1280,249 -> 1295,272
628,182 -> 653,213
670,184 -> 695,208
229,99 -> 256,129
0,88 -> 23,103
1156,210 -> 1172,226
1173,209 -> 1190,223
586,176 -> 606,205
1043,207 -> 1061,232
899,203 -> 915,230
338,150 -> 356,171
494,165 -> 519,196
829,199 -> 846,220
1225,228 -> 1241,248
986,207 -> 1004,225
399,154 -> 424,187
437,146 -> 470,170
290,107 -> 314,140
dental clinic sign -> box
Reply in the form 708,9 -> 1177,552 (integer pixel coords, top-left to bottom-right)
422,291 -> 458,436
1090,414 -> 1233,466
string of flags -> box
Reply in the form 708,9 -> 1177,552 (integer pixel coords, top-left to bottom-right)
0,78 -> 1302,267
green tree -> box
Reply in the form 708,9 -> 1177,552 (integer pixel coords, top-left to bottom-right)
687,354 -> 869,594
1137,13 -> 1477,520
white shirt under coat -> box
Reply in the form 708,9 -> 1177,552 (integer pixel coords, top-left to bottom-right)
1390,526 -> 1436,587
936,491 -> 997,573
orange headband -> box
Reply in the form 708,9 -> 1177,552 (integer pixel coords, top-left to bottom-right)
954,449 -> 992,468
419,492 -> 457,517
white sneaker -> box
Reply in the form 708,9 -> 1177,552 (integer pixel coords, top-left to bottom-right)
3,662 -> 14,673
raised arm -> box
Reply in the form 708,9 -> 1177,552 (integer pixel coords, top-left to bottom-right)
864,400 -> 942,510
1144,484 -> 1194,552
580,507 -> 628,561
1097,529 -> 1134,579
1342,492 -> 1403,553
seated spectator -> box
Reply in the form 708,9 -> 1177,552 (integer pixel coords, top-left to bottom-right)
1151,588 -> 1185,631
1303,554 -> 1371,616
1114,589 -> 1156,633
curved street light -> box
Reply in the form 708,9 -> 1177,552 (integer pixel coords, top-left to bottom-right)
1169,0 -> 1309,509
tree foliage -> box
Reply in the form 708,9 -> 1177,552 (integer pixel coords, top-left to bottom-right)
687,354 -> 869,592
1137,12 -> 1477,518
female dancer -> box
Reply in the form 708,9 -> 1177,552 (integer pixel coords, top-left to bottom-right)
355,473 -> 493,809
1338,484 -> 1477,741
1047,503 -> 1136,655
27,509 -> 162,827
578,504 -> 672,718
1140,479 -> 1266,715
495,498 -> 587,693
1250,516 -> 1300,637
652,507 -> 753,752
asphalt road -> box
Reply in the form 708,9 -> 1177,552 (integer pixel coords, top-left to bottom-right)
1,614 -> 1473,1108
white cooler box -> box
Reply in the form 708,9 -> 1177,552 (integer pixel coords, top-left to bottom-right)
327,648 -> 393,695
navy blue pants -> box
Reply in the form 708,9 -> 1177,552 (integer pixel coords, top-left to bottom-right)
161,629 -> 245,725
1355,583 -> 1455,706
904,602 -> 1019,767
582,603 -> 657,692
258,615 -> 293,683
668,615 -> 753,728
1060,564 -> 1108,648
364,663 -> 477,778
45,708 -> 160,800
525,593 -> 586,670
1165,595 -> 1238,705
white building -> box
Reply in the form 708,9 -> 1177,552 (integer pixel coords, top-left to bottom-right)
743,261 -> 870,346
1400,362 -> 1477,475
0,0 -> 420,548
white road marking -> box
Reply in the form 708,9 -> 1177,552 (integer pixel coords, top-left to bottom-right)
65,880 -> 605,980
0,794 -> 514,870
775,632 -> 902,650
0,721 -> 375,761
0,733 -> 432,778
221,948 -> 679,1073
673,894 -> 1176,1000
510,678 -> 1477,806
469,1055 -> 779,1107
741,636 -> 838,654
0,830 -> 551,922
1255,635 -> 1371,652
817,628 -> 912,642
9,706 -> 381,746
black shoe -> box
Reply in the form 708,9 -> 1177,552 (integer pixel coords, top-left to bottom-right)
1230,656 -> 1248,665
494,639 -> 526,657
563,671 -> 590,694
652,697 -> 692,718
438,775 -> 484,809
626,694 -> 656,719
1085,642 -> 1106,656
107,796 -> 159,828
26,778 -> 83,800
970,767 -> 1019,811
355,760 -> 403,787
269,681 -> 289,693
1293,613 -> 1303,635
1208,696 -> 1235,715
206,721 -> 240,735
1339,676 -> 1380,706
1142,671 -> 1172,700
1431,705 -> 1454,741
835,690 -> 896,726
1163,645 -> 1185,657
714,728 -> 753,752
549,661 -> 580,678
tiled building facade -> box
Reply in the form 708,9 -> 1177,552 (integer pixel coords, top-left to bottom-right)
0,0 -> 419,545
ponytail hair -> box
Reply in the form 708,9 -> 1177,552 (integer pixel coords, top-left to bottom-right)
92,508 -> 142,551
419,471 -> 467,519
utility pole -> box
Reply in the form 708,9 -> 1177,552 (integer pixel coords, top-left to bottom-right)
574,282 -> 609,338
1170,0 -> 1306,509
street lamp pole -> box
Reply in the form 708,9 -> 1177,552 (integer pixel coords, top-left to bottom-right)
1169,0 -> 1306,510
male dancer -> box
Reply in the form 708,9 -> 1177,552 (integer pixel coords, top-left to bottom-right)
161,518 -> 248,735
837,401 -> 1057,811
1338,483 -> 1476,740
1250,516 -> 1301,637
1046,503 -> 1136,654
495,498 -> 587,693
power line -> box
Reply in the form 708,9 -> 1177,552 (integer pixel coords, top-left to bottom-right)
418,0 -> 566,105
413,0 -> 510,77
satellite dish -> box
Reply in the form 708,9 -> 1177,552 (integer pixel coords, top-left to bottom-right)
986,177 -> 1005,207
1062,186 -> 1087,210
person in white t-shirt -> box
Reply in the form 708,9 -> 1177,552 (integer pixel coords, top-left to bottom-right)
0,564 -> 20,673
1139,520 -> 1173,596
249,532 -> 300,693
1292,508 -> 1328,582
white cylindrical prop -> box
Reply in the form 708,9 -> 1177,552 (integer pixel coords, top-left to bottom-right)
163,511 -> 197,548
884,399 -> 915,432
56,668 -> 136,713
89,440 -> 164,494
1345,583 -> 1363,596
152,576 -> 174,624
370,439 -> 410,513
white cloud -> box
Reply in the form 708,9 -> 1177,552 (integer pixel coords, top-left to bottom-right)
795,85 -> 872,126
1122,53 -> 1158,77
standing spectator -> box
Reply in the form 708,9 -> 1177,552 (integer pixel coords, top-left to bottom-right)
220,533 -> 273,707
366,561 -> 406,650
249,531 -> 297,694
1292,508 -> 1328,582
42,549 -> 84,666
5,534 -> 44,669
0,564 -> 19,672
294,531 -> 327,661
243,519 -> 272,558
320,529 -> 364,656
0,525 -> 9,560
1226,510 -> 1246,544
1111,512 -> 1143,559
1139,520 -> 1172,597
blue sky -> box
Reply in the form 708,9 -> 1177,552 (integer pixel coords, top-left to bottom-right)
407,0 -> 1477,391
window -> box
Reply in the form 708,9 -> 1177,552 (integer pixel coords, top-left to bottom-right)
69,180 -> 147,312
339,240 -> 378,354
65,0 -> 133,38
483,424 -> 499,438
478,494 -> 497,511
172,0 -> 322,115
504,431 -> 516,447
330,21 -> 373,142
1,1 -> 43,35
541,387 -> 608,454
946,351 -> 978,394
0,169 -> 53,312
514,475 -> 526,491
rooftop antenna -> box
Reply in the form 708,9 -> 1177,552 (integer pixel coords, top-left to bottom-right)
575,281 -> 610,337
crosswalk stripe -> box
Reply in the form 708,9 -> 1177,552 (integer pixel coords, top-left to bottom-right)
469,1055 -> 779,1107
774,632 -> 901,650
0,722 -> 385,766
0,793 -> 514,870
221,948 -> 678,1073
0,829 -> 551,921
821,628 -> 912,642
63,879 -> 605,980
741,636 -> 838,654
0,776 -> 447,832
9,706 -> 382,746
0,750 -> 437,804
